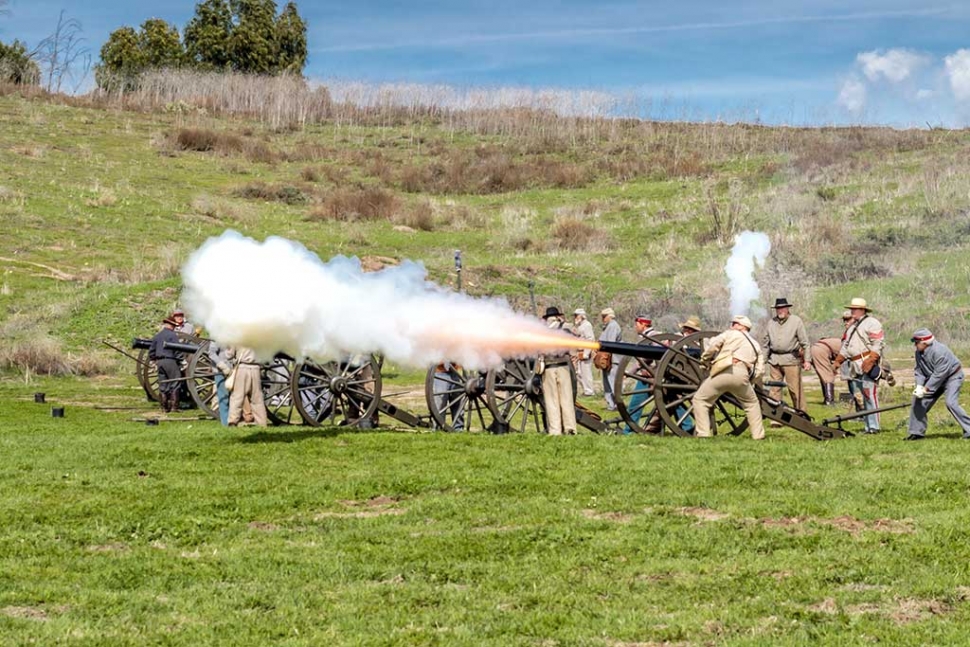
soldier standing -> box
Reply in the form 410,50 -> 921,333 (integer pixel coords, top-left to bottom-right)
762,298 -> 811,411
835,298 -> 885,434
540,307 -> 577,435
599,308 -> 622,411
572,308 -> 596,397
693,315 -> 766,439
171,309 -> 195,335
810,310 -> 853,406
148,316 -> 182,413
227,346 -> 268,427
623,314 -> 663,434
905,329 -> 970,440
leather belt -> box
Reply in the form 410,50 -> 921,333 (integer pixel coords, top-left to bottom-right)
850,351 -> 873,361
545,360 -> 569,367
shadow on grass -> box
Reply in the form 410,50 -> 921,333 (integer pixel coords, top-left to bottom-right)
239,427 -> 350,443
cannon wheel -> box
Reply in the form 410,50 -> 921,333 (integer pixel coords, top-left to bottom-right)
485,358 -> 577,434
654,331 -> 750,437
186,344 -> 218,419
140,333 -> 202,405
424,365 -> 491,432
614,333 -> 681,434
290,356 -> 382,428
262,357 -> 300,426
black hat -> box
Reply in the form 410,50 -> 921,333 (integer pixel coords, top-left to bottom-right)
541,306 -> 564,319
772,297 -> 794,309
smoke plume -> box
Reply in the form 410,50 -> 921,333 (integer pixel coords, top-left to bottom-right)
725,231 -> 771,316
181,231 -> 587,368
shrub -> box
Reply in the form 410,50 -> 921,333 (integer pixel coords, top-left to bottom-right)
175,127 -> 243,153
308,187 -> 399,222
0,336 -> 71,376
300,166 -> 321,182
551,217 -> 614,251
233,182 -> 307,205
393,200 -> 435,231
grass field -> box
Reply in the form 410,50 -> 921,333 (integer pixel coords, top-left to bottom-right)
3,375 -> 970,646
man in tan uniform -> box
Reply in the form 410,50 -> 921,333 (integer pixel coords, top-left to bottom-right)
834,298 -> 885,433
679,316 -> 703,336
540,306 -> 577,435
227,346 -> 268,427
693,315 -> 766,439
810,311 -> 853,405
571,308 -> 596,396
762,298 -> 811,410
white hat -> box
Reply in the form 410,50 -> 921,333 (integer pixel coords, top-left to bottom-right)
600,308 -> 615,317
573,308 -> 586,316
844,297 -> 872,311
731,315 -> 753,330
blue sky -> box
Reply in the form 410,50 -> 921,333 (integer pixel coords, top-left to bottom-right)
3,1 -> 970,126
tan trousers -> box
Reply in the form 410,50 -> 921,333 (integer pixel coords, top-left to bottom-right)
810,338 -> 841,385
769,363 -> 804,410
575,356 -> 595,396
692,365 -> 765,439
228,365 -> 267,426
542,365 -> 576,435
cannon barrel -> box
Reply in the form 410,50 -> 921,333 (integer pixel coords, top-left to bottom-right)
164,340 -> 202,354
132,337 -> 152,350
598,340 -> 701,361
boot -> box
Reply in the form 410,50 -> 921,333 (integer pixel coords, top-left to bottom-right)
159,392 -> 170,413
823,383 -> 835,406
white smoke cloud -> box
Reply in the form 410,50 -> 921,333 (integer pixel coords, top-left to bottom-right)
837,78 -> 867,114
181,231 -> 575,369
945,49 -> 970,101
725,231 -> 771,317
857,49 -> 929,83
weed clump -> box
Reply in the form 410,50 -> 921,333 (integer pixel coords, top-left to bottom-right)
233,182 -> 307,205
309,187 -> 399,222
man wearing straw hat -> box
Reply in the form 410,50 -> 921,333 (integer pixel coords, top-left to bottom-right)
598,307 -> 622,411
835,297 -> 885,433
679,316 -> 703,337
762,297 -> 811,411
904,328 -> 970,440
693,315 -> 766,439
149,315 -> 182,413
810,310 -> 854,406
572,308 -> 596,397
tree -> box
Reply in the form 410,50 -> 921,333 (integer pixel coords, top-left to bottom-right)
228,0 -> 278,74
0,39 -> 40,85
137,18 -> 183,68
95,26 -> 142,90
184,0 -> 233,70
275,1 -> 306,74
34,11 -> 91,93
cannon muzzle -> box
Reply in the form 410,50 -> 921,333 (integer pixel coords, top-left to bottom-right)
597,340 -> 700,361
132,338 -> 152,350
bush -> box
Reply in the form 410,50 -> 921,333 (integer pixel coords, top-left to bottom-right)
175,128 -> 243,153
551,218 -> 614,251
393,200 -> 435,231
308,187 -> 399,222
0,336 -> 71,376
233,181 -> 307,204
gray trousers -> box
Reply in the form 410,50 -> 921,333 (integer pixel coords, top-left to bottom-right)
602,363 -> 620,409
908,372 -> 970,436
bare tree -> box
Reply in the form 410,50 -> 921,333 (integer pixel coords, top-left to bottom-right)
33,10 -> 91,93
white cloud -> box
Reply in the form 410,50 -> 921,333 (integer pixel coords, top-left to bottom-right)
944,49 -> 970,101
856,49 -> 930,83
915,89 -> 934,100
837,78 -> 867,113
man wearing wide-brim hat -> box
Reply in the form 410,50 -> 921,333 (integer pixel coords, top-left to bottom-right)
693,315 -> 766,439
571,308 -> 596,397
598,307 -> 622,411
679,316 -> 703,336
834,297 -> 885,433
148,315 -> 182,413
904,328 -> 970,440
810,310 -> 854,406
539,306 -> 576,435
762,297 -> 811,411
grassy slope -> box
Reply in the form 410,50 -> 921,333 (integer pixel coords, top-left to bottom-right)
4,378 -> 970,646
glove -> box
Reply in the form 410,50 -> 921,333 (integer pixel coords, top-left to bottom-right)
913,385 -> 928,398
833,354 -> 845,369
861,353 -> 879,374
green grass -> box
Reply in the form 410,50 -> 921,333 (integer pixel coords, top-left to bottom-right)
4,375 -> 970,645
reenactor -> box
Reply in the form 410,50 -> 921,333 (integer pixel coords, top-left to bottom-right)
762,297 -> 811,410
623,314 -> 663,434
694,315 -> 766,439
810,310 -> 853,406
834,298 -> 884,434
905,328 -> 970,440
679,316 -> 703,336
571,308 -> 596,397
172,309 -> 195,335
148,315 -> 182,413
227,346 -> 268,427
598,308 -> 622,411
540,307 -> 576,435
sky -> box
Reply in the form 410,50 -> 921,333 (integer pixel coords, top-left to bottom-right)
3,0 -> 970,126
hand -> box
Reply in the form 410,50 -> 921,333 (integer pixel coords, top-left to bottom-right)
861,353 -> 880,374
913,385 -> 928,398
833,354 -> 845,369
802,360 -> 811,371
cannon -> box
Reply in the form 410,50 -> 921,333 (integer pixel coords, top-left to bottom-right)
599,332 -> 850,440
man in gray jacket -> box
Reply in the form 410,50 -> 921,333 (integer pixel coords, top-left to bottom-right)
905,328 -> 970,440
599,308 -> 622,410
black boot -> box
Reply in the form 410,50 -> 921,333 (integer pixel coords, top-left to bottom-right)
823,383 -> 835,406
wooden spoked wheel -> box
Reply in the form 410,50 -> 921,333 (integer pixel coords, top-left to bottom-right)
613,333 -> 680,434
291,356 -> 382,428
654,331 -> 749,437
262,356 -> 300,426
424,365 -> 492,432
186,344 -> 218,419
140,333 -> 202,407
485,358 -> 576,434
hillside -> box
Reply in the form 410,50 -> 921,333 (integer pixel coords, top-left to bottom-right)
2,85 -> 970,376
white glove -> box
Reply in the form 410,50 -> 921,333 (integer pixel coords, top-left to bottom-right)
913,385 -> 927,398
